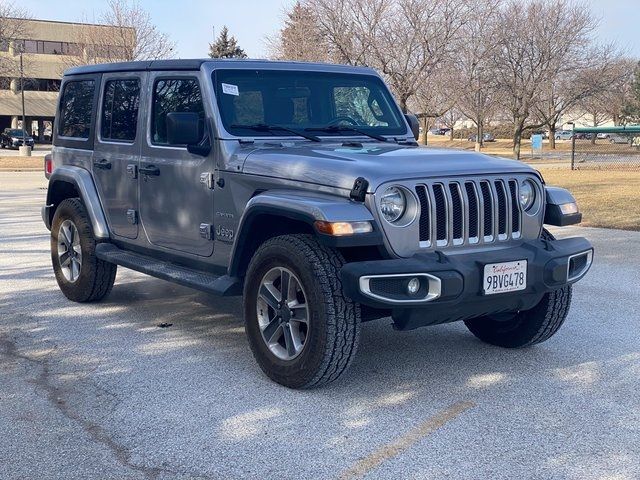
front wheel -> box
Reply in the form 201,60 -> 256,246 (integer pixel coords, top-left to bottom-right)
464,229 -> 572,348
51,198 -> 117,302
243,235 -> 361,389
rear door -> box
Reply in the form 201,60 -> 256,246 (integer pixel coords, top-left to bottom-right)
139,72 -> 215,257
93,72 -> 144,239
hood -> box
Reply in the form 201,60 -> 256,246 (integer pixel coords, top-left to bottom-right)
242,142 -> 537,192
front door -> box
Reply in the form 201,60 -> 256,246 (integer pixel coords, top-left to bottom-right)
139,73 -> 215,257
93,73 -> 144,239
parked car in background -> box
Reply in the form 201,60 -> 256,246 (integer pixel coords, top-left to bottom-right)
554,130 -> 573,141
531,130 -> 548,139
468,133 -> 495,142
596,132 -> 610,139
608,134 -> 632,144
0,128 -> 35,149
574,133 -> 592,140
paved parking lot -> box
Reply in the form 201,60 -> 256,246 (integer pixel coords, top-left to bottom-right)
1,171 -> 639,479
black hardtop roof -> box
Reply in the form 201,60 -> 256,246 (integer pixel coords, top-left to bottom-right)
63,58 -> 377,76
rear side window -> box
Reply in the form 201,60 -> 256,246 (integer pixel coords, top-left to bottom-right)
151,78 -> 205,145
58,80 -> 95,138
100,79 -> 141,142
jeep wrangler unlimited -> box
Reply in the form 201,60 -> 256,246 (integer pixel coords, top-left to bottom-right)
42,59 -> 593,388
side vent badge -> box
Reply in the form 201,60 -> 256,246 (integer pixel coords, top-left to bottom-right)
199,223 -> 214,240
126,209 -> 137,225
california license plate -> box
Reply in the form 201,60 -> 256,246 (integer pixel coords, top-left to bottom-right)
483,260 -> 527,295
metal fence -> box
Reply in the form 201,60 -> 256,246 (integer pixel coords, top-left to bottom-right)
571,126 -> 640,170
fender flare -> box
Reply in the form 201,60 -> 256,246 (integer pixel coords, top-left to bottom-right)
44,166 -> 110,239
228,190 -> 382,277
544,186 -> 582,226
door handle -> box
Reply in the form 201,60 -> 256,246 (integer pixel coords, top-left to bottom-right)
93,159 -> 112,170
139,165 -> 160,176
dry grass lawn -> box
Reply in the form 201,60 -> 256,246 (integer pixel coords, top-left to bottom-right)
0,156 -> 43,171
539,168 -> 640,231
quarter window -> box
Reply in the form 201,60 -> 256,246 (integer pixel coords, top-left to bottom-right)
151,78 -> 205,145
101,79 -> 141,142
58,80 -> 95,139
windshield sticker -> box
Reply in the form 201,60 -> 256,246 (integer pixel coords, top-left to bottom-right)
221,83 -> 239,96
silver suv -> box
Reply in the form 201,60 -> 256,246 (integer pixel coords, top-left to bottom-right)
42,59 -> 593,388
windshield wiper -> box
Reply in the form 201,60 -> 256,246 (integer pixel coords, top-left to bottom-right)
305,125 -> 388,142
230,123 -> 320,142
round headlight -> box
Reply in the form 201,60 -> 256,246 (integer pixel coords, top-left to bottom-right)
519,180 -> 536,211
380,186 -> 406,223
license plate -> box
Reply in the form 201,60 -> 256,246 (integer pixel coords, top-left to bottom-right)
483,260 -> 527,295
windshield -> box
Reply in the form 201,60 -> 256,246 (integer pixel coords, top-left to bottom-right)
213,69 -> 406,138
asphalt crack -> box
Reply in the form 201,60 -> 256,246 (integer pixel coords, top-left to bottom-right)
0,335 -> 171,479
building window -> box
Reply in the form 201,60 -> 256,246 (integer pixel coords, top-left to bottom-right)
15,39 -> 82,55
101,79 -> 141,142
151,78 -> 204,145
22,78 -> 61,92
58,80 -> 95,139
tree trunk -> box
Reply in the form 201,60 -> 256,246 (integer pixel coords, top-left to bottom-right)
513,124 -> 523,160
399,95 -> 408,114
548,124 -> 556,149
449,128 -> 454,141
422,117 -> 428,145
475,122 -> 482,151
590,115 -> 597,144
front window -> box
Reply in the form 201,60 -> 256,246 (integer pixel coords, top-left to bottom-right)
213,69 -> 406,137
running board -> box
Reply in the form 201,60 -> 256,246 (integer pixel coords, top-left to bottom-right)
95,243 -> 242,296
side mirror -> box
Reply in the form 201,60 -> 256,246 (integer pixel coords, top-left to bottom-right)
404,113 -> 420,140
166,112 -> 202,146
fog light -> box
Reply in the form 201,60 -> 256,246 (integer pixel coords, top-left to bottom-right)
407,277 -> 421,295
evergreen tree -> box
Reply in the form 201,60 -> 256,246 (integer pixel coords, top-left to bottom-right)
622,61 -> 640,124
208,26 -> 247,59
274,1 -> 328,62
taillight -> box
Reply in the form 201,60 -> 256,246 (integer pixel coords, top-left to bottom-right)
44,154 -> 53,178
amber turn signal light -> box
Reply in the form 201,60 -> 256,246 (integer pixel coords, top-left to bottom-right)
314,221 -> 373,236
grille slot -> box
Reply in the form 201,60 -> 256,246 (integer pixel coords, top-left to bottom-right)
432,184 -> 447,242
480,181 -> 493,238
415,185 -> 430,243
412,177 -> 527,249
465,182 -> 479,240
449,183 -> 463,241
508,180 -> 521,234
495,180 -> 507,236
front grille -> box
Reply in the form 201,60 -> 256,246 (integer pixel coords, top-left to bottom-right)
415,178 -> 522,248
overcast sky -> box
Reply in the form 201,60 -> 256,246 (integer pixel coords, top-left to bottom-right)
28,0 -> 640,59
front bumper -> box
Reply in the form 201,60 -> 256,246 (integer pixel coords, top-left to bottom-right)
341,236 -> 593,330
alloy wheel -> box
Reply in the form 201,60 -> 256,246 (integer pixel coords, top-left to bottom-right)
57,219 -> 82,283
256,267 -> 310,361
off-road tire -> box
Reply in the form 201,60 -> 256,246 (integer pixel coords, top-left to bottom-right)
464,229 -> 572,348
51,198 -> 117,302
243,234 -> 361,389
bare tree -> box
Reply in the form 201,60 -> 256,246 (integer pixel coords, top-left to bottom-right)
453,0 -> 501,149
0,1 -> 31,76
301,0 -> 468,112
492,0 -> 600,159
67,0 -> 174,66
576,59 -> 636,142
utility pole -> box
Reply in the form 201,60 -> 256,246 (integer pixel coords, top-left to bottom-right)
19,51 -> 26,140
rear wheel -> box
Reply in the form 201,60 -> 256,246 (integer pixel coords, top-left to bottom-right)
243,234 -> 361,389
464,229 -> 573,348
51,198 -> 117,302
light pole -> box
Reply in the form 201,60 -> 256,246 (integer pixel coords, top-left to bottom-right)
19,50 -> 26,139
